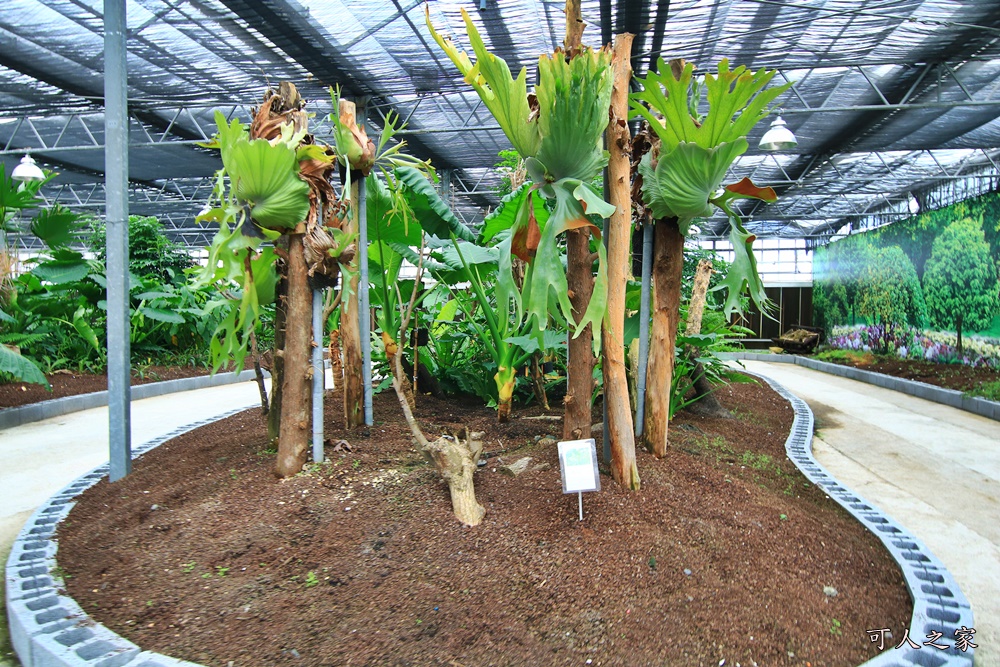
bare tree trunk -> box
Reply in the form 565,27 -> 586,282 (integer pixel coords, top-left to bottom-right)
267,270 -> 287,443
562,0 -> 594,441
275,230 -> 312,477
565,232 -> 595,440
250,329 -> 268,415
530,354 -> 551,411
328,328 -> 341,393
956,314 -> 964,357
389,263 -> 485,526
340,112 -> 364,427
602,32 -> 639,490
684,260 -> 732,419
643,218 -> 684,458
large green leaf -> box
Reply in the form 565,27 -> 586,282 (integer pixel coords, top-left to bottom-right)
638,142 -> 746,231
713,213 -> 770,318
631,58 -> 790,153
72,307 -> 102,353
480,184 -> 550,244
29,205 -> 86,248
438,240 -> 498,269
535,46 -> 614,182
395,167 -> 474,242
0,344 -> 48,387
227,138 -> 310,230
141,307 -> 185,324
367,174 -> 421,246
426,7 -> 540,158
31,259 -> 91,284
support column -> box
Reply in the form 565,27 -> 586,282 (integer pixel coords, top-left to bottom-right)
634,222 -> 653,436
312,287 -> 324,463
104,0 -> 131,482
357,99 -> 373,426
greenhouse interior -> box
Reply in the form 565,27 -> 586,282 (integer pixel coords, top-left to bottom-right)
2,1 -> 999,667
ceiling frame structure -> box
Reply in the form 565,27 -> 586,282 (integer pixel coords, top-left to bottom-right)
0,0 -> 998,250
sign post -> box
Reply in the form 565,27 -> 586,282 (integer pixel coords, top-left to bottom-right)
557,438 -> 600,521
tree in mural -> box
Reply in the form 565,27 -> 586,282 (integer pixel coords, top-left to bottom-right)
922,218 -> 1000,356
856,245 -> 926,330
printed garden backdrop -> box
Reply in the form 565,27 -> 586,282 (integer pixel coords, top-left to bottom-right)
813,191 -> 1000,366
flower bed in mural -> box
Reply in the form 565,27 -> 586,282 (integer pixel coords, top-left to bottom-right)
828,324 -> 1000,369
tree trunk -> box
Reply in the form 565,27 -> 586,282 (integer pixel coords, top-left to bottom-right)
560,0 -> 595,442
275,230 -> 313,477
643,218 -> 684,458
392,349 -> 485,526
341,158 -> 364,428
564,230 -> 595,440
530,354 -> 551,411
267,270 -> 287,443
602,32 -> 639,490
956,314 -> 964,357
684,259 -> 732,419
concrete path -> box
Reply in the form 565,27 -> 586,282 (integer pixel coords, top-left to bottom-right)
740,360 -> 1000,667
1,379 -> 268,667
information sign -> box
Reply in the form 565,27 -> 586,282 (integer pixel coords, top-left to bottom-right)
558,438 -> 600,494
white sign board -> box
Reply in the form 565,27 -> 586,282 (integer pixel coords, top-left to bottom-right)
558,438 -> 600,494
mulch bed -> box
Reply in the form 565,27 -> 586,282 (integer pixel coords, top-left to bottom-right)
57,382 -> 910,667
0,365 -> 221,409
813,356 -> 999,395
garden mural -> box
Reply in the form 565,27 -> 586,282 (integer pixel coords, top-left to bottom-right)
813,191 -> 1000,368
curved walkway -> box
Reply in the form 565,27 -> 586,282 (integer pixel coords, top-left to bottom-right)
4,366 -> 999,666
739,360 -> 1000,667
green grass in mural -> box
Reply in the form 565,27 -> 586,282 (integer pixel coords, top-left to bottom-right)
967,381 -> 1000,402
970,313 -> 1000,339
814,349 -> 875,365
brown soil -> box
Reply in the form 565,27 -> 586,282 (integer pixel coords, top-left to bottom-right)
57,383 -> 910,667
815,355 -> 999,394
0,365 -> 221,409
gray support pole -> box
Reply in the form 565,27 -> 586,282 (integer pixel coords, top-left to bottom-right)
104,0 -> 131,481
312,287 -> 324,463
634,222 -> 654,437
357,100 -> 373,426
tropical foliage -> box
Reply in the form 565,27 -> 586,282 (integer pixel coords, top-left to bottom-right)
631,58 -> 791,317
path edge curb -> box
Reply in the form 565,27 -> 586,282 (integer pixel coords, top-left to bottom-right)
0,370 -> 269,430
721,352 -> 999,422
750,371 -> 975,667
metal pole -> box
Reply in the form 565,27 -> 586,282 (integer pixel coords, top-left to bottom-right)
357,100 -> 373,426
312,287 -> 324,463
635,222 -> 654,437
601,157 -> 610,464
104,0 -> 131,482
578,492 -> 583,521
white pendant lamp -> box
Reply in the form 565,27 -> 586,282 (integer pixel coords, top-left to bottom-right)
11,154 -> 45,182
758,116 -> 797,152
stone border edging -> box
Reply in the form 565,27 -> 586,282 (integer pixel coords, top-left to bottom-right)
5,405 -> 255,667
721,352 -> 999,422
0,370 -> 269,430
748,371 -> 975,667
5,374 -> 976,667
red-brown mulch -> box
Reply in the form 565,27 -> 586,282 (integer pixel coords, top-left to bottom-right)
57,382 -> 910,667
814,355 -> 999,395
0,365 -> 220,409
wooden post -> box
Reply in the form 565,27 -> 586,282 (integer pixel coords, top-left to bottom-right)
339,99 -> 364,429
643,218 -> 684,458
602,32 -> 639,490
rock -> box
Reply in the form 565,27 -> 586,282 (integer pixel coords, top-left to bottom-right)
591,423 -> 602,434
683,568 -> 692,576
532,462 -> 551,472
537,437 -> 558,448
500,457 -> 534,477
823,585 -> 838,597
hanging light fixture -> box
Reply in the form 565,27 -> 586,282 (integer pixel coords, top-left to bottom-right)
11,154 -> 45,182
758,115 -> 797,152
